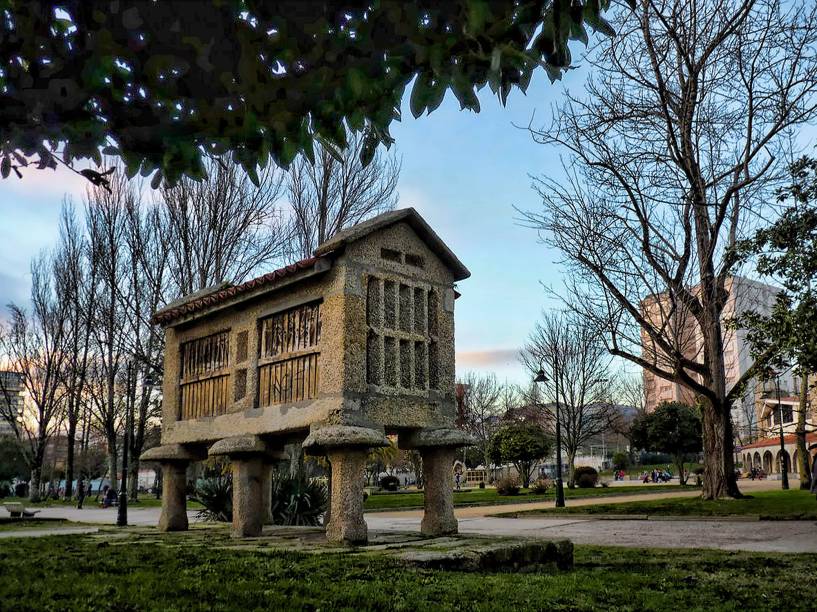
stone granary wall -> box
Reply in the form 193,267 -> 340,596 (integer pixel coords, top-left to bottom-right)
142,209 -> 473,543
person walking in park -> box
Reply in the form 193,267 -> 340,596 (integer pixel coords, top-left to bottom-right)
76,479 -> 86,509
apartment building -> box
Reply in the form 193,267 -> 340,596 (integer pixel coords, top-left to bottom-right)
641,277 -> 793,439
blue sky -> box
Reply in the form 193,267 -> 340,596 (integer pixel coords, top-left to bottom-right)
0,68 -> 590,385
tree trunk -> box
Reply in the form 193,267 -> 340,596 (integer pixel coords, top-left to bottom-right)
107,449 -> 118,494
700,396 -> 740,499
129,460 -> 139,500
65,417 -> 77,499
566,451 -> 577,488
29,466 -> 42,503
698,289 -> 741,500
796,372 -> 811,490
675,454 -> 686,486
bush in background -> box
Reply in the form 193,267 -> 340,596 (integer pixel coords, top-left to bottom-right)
612,452 -> 629,471
574,466 -> 599,489
495,476 -> 520,496
379,475 -> 400,491
529,478 -> 552,495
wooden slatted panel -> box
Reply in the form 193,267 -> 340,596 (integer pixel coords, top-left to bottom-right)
181,330 -> 229,379
180,374 -> 230,420
258,353 -> 319,407
260,302 -> 321,358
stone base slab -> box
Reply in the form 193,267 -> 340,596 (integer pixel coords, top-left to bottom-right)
92,525 -> 573,572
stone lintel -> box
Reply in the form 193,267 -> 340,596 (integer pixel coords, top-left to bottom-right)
209,435 -> 282,459
398,428 -> 474,450
302,425 -> 389,455
140,444 -> 206,463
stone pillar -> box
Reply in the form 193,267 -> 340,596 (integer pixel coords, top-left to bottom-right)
303,424 -> 390,545
399,428 -> 474,538
420,447 -> 457,536
209,435 -> 278,538
261,461 -> 274,525
141,444 -> 206,533
231,455 -> 264,537
325,449 -> 368,544
158,462 -> 189,532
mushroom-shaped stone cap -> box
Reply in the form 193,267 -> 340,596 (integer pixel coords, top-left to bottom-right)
399,428 -> 475,450
140,444 -> 205,463
303,425 -> 389,454
208,435 -> 268,457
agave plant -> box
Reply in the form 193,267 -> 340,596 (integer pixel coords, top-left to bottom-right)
191,474 -> 233,522
270,473 -> 328,526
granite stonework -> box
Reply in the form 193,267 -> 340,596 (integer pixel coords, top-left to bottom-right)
94,525 -> 575,573
142,208 -> 473,543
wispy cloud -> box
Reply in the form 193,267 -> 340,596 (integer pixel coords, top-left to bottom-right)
457,348 -> 521,368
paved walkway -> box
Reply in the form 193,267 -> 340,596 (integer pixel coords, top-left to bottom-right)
3,480 -> 812,553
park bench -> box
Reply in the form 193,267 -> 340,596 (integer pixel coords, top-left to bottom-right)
3,502 -> 41,518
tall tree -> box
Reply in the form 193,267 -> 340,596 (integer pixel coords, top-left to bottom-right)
488,423 -> 552,488
0,256 -> 69,501
521,312 -> 616,487
52,203 -> 97,498
160,161 -> 291,296
458,372 -> 503,470
520,0 -> 817,499
0,1 -> 615,185
630,401 -> 703,485
736,156 -> 817,490
288,134 -> 399,258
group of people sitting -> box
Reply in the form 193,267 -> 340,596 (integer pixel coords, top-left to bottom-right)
641,468 -> 673,483
746,466 -> 767,480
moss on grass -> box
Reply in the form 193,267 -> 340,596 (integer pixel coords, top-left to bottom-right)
0,534 -> 814,611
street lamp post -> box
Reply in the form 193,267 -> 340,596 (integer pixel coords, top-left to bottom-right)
775,375 -> 789,490
535,368 -> 565,507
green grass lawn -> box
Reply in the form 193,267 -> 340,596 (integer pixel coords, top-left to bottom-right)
0,534 -> 814,611
505,490 -> 817,520
364,484 -> 689,511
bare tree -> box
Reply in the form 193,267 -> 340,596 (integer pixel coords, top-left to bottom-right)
288,134 -> 400,258
458,372 -> 503,470
521,312 -> 616,487
0,256 -> 68,501
161,160 -> 291,296
519,0 -> 817,499
84,175 -> 133,491
52,203 -> 97,498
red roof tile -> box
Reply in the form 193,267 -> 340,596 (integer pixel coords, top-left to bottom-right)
151,257 -> 321,326
741,432 -> 817,450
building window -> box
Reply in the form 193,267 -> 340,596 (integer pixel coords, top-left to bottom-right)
257,301 -> 321,406
179,330 -> 231,420
366,276 -> 437,391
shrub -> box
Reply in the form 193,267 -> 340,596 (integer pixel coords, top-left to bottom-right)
192,475 -> 232,522
478,481 -> 485,489
495,476 -> 520,496
379,474 -> 400,491
270,474 -> 328,526
611,452 -> 629,471
574,466 -> 599,489
529,478 -> 552,495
